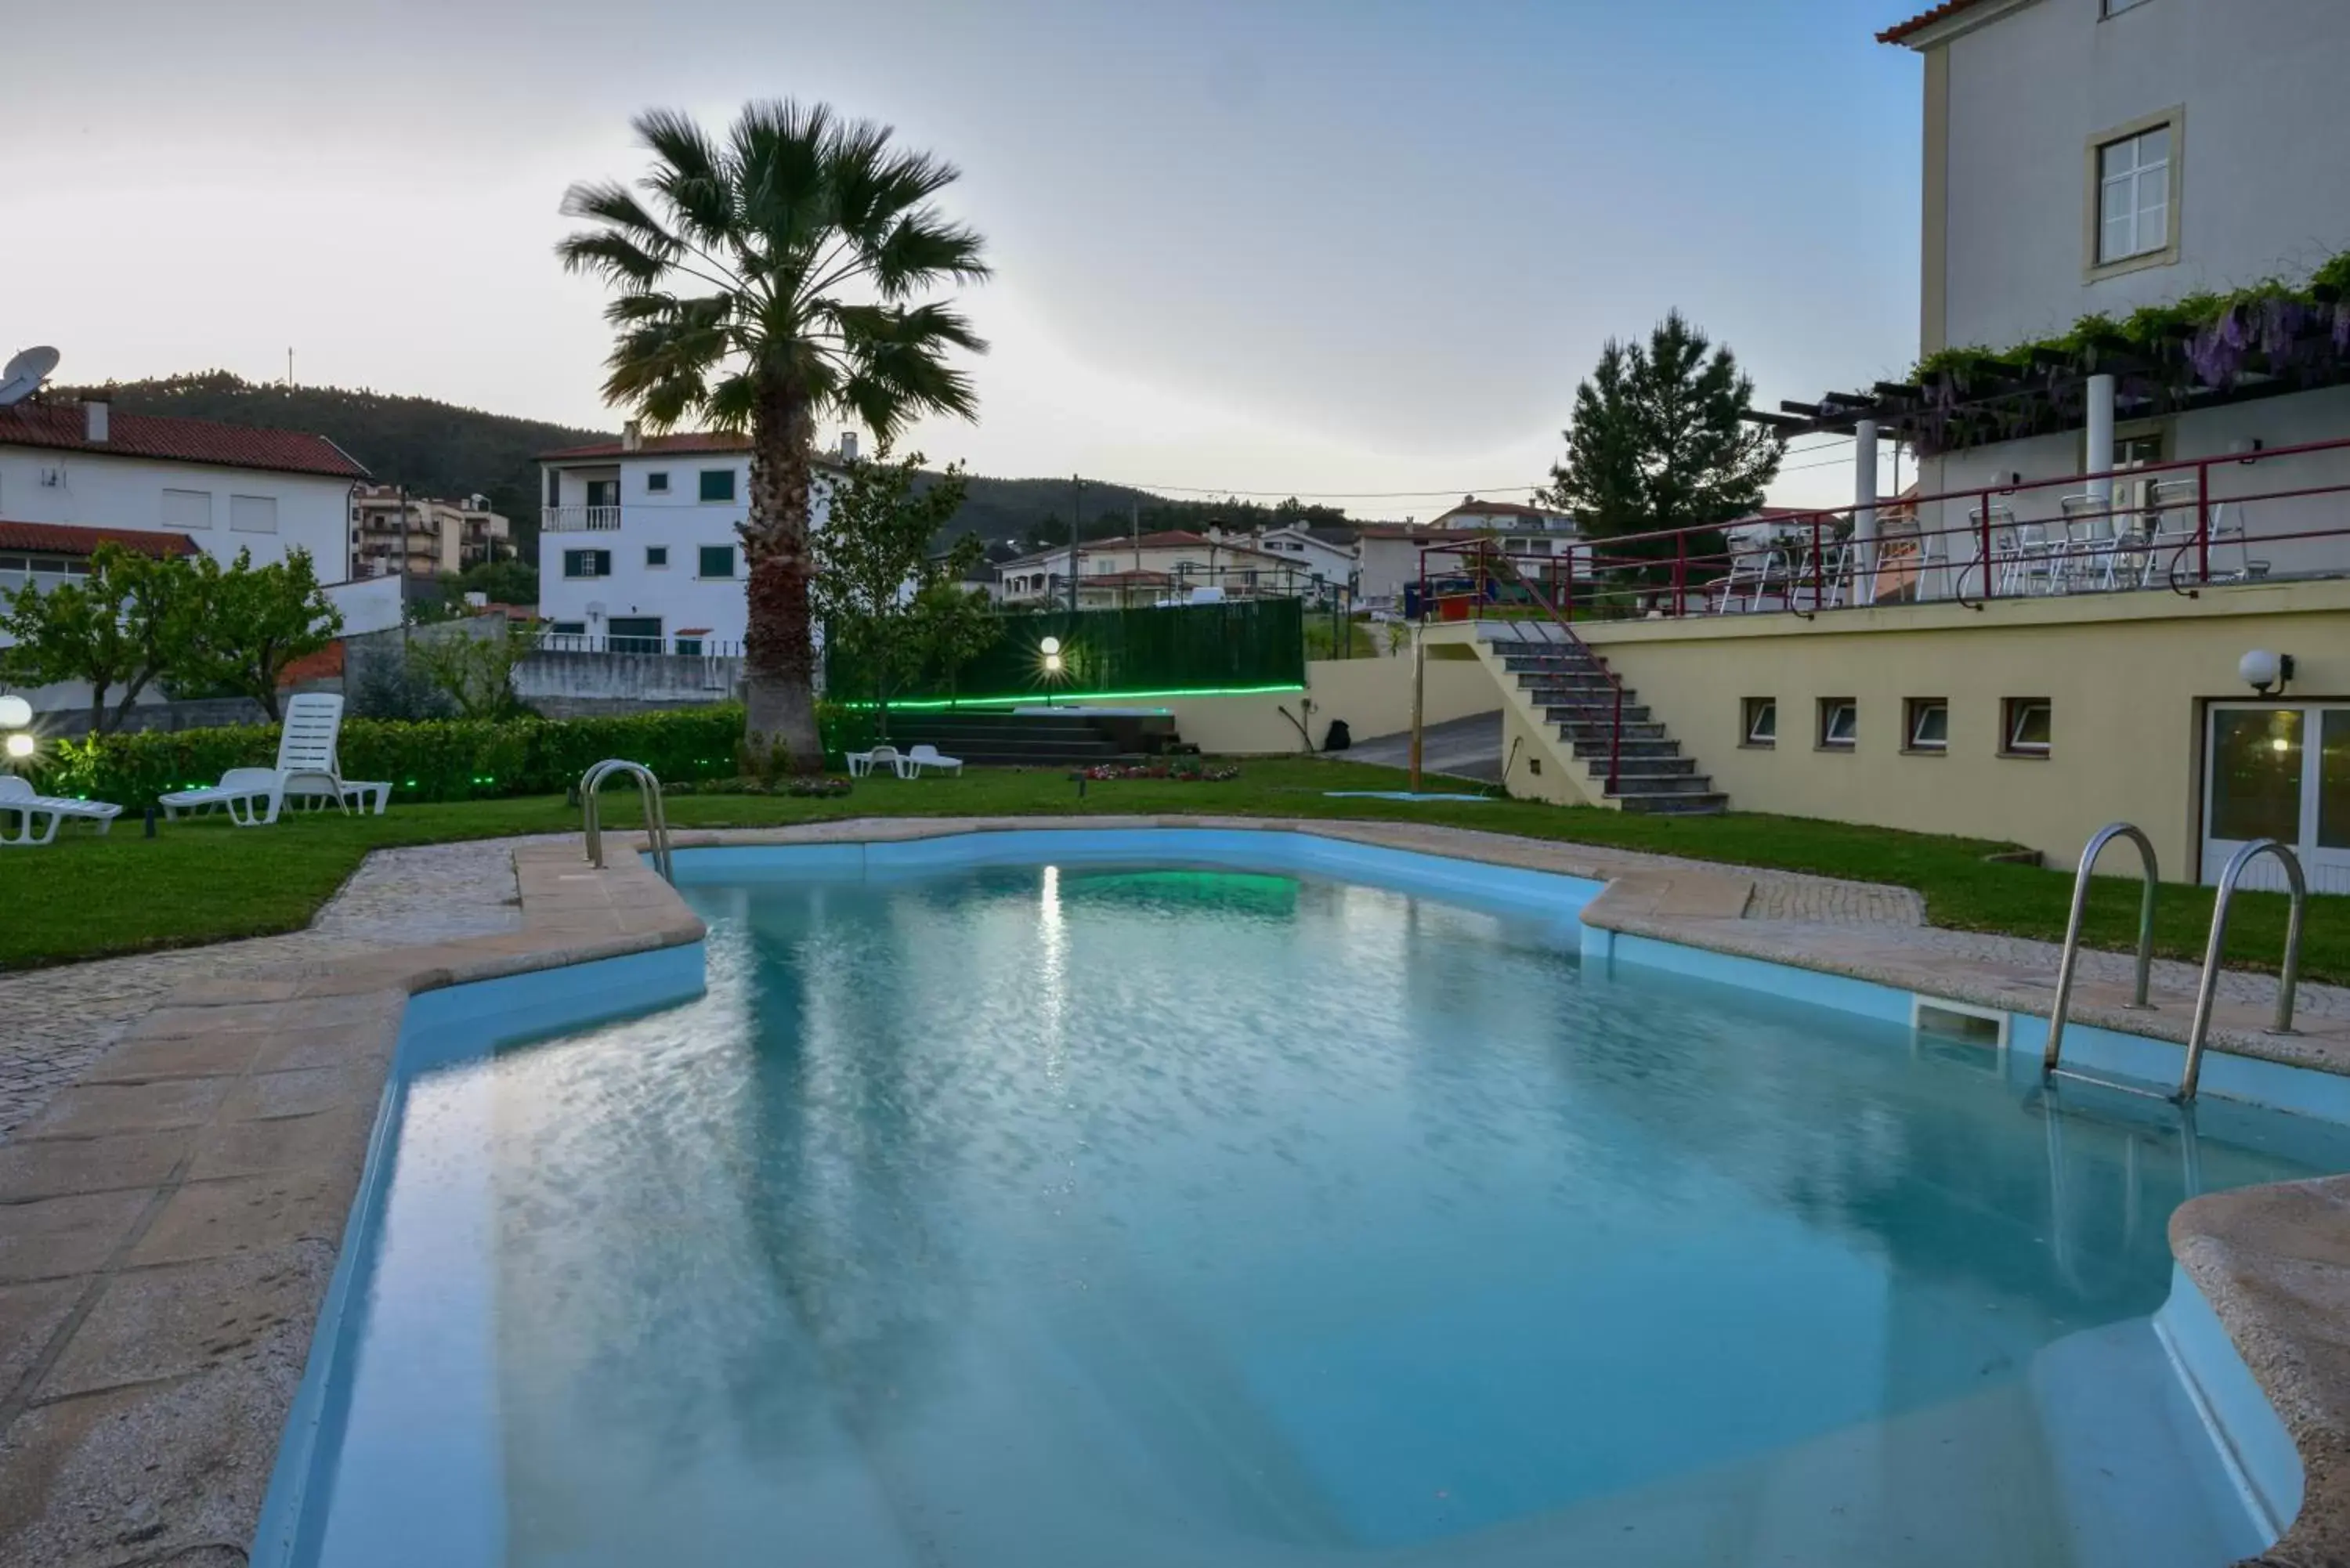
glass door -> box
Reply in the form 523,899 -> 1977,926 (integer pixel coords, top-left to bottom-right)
2204,703 -> 2350,893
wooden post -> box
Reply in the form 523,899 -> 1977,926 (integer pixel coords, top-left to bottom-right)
1408,625 -> 1426,793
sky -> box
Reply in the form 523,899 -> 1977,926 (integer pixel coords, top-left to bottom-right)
9,0 -> 1926,513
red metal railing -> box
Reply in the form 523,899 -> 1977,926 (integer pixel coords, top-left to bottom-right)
1502,434 -> 2350,622
1414,538 -> 1629,795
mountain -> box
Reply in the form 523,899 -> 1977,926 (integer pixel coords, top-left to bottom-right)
62,372 -> 1357,559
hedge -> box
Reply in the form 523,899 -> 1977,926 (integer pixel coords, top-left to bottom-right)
37,707 -> 757,810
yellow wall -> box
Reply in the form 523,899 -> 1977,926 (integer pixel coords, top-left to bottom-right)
1572,581 -> 2350,880
1166,650 -> 1501,755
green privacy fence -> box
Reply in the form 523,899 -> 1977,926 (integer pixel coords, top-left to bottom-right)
826,599 -> 1306,706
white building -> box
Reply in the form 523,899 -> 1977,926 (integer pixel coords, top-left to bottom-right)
0,398 -> 362,580
537,428 -> 833,655
1250,525 -> 1359,598
992,530 -> 1307,609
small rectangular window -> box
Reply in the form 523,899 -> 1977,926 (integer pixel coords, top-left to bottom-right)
2096,125 -> 2171,265
699,544 -> 736,579
230,494 -> 279,534
2004,699 -> 2052,757
645,546 -> 669,569
1905,698 -> 1949,753
1819,698 -> 1857,750
675,637 -> 703,657
698,469 -> 736,503
1741,697 -> 1777,748
562,549 -> 611,579
161,488 -> 213,530
548,620 -> 587,636
646,471 -> 671,494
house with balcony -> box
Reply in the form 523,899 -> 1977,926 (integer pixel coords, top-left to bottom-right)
536,425 -> 836,655
349,485 -> 508,579
1444,0 -> 2350,890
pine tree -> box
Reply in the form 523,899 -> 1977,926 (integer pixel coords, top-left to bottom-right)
1541,312 -> 1781,582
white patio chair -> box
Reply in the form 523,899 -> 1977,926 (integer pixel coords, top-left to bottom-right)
2144,481 -> 2269,585
158,693 -> 386,826
902,744 -> 964,778
847,744 -> 904,779
0,775 -> 124,845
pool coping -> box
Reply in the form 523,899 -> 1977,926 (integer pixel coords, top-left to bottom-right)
0,814 -> 2344,1567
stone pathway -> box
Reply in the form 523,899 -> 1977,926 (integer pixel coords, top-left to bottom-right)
0,842 -> 537,1142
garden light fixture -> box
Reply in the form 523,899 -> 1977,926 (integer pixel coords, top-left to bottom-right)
4,733 -> 32,761
2239,649 -> 2294,695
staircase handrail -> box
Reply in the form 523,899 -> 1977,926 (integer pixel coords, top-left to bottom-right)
1418,539 -> 1629,795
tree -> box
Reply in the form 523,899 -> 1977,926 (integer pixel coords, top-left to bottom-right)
810,448 -> 975,739
559,101 -> 989,772
1540,311 -> 1782,583
451,557 -> 539,607
183,549 -> 342,720
0,546 -> 201,734
912,576 -> 997,706
410,623 -> 527,717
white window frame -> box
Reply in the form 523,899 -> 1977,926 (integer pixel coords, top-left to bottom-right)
162,488 -> 215,530
1905,698 -> 1949,753
1819,698 -> 1857,750
2200,702 -> 2350,893
562,548 -> 611,580
2003,698 -> 2052,757
230,494 -> 280,534
2086,109 -> 2182,278
1742,697 -> 1777,748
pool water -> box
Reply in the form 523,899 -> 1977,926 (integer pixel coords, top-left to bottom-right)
306,862 -> 2350,1567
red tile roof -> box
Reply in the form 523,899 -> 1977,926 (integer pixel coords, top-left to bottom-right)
1878,0 -> 1995,44
0,403 -> 367,479
1430,498 -> 1562,522
539,432 -> 750,461
0,520 -> 203,558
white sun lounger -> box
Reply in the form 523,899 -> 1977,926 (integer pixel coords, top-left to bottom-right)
902,744 -> 964,778
0,775 -> 124,846
847,744 -> 904,779
158,693 -> 390,826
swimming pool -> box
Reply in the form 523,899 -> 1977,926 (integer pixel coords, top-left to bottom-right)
261,833 -> 2350,1567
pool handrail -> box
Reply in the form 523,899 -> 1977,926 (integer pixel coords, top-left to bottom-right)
580,758 -> 674,883
2044,822 -> 2159,1078
2179,838 -> 2306,1102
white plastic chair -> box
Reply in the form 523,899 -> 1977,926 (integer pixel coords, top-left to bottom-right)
158,693 -> 386,826
0,775 -> 124,845
902,744 -> 964,778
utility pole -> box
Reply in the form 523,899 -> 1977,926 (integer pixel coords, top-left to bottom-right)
398,482 -> 412,654
1067,474 -> 1084,614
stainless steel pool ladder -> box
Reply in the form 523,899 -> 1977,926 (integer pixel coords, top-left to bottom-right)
2043,822 -> 2158,1089
580,758 -> 674,883
2178,839 -> 2306,1102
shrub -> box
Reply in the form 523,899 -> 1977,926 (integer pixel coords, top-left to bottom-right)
37,706 -> 750,809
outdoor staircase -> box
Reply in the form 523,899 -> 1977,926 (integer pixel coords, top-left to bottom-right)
1491,636 -> 1727,815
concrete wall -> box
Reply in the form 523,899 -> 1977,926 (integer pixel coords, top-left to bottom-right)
513,649 -> 742,720
1937,0 -> 2350,351
1159,651 -> 1499,755
0,448 -> 350,579
1574,579 -> 2350,883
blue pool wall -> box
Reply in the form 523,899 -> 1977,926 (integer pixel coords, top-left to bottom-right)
249,942 -> 707,1568
252,829 -> 2328,1562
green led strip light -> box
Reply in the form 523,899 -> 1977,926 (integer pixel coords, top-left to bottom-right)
838,682 -> 1306,711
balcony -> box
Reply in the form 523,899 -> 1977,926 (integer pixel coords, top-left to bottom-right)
543,505 -> 622,533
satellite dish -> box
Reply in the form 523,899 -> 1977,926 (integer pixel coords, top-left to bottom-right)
0,347 -> 60,408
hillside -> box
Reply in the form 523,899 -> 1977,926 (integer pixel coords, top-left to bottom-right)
63,373 -> 1354,558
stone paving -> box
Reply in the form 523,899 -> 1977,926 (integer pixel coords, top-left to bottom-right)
0,842 -> 537,1143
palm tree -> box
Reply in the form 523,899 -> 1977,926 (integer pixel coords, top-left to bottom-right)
559,102 -> 989,771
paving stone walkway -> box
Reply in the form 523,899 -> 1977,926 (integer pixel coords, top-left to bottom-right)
0,842 -> 539,1142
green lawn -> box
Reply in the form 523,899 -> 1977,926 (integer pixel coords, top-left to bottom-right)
2,756 -> 2340,985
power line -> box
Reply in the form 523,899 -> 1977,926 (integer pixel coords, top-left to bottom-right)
1108,480 -> 1548,500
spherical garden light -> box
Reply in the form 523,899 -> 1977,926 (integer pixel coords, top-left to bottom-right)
0,695 -> 30,730
4,732 -> 32,761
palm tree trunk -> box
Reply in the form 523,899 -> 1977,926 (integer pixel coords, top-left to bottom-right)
742,385 -> 826,773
